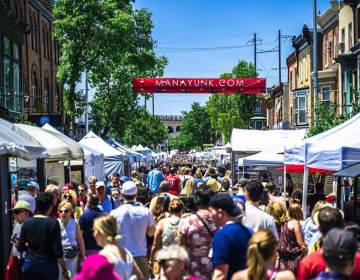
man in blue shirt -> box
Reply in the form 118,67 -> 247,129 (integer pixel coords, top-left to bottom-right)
79,195 -> 104,256
209,193 -> 253,280
96,181 -> 116,212
146,163 -> 164,195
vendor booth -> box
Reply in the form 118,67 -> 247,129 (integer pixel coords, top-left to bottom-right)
80,131 -> 126,179
0,118 -> 48,272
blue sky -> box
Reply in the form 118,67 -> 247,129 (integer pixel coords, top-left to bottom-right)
133,0 -> 331,116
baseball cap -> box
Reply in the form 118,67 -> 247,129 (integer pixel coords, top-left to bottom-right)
209,193 -> 243,217
27,181 -> 39,191
96,181 -> 106,188
11,200 -> 33,214
120,176 -> 129,183
323,228 -> 357,260
121,181 -> 137,196
238,178 -> 250,187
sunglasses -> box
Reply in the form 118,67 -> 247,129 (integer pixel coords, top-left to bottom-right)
64,195 -> 72,200
59,209 -> 70,214
78,189 -> 86,193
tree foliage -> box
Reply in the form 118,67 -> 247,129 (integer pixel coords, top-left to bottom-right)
205,60 -> 257,142
169,102 -> 216,151
53,0 -> 167,138
307,98 -> 360,137
122,108 -> 167,148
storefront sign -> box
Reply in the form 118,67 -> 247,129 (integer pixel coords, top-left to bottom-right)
133,78 -> 266,94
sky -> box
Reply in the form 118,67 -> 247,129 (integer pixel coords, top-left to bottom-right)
132,0 -> 331,116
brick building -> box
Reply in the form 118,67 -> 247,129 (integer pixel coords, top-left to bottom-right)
0,0 -> 63,127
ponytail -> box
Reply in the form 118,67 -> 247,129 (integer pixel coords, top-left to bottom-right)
247,242 -> 266,280
246,231 -> 277,280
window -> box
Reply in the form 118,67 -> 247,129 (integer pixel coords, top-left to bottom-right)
43,27 -> 47,58
55,85 -> 61,114
176,126 -> 180,132
289,70 -> 292,90
342,28 -> 345,44
1,37 -> 22,112
32,70 -> 41,112
31,18 -> 35,49
294,90 -> 308,126
44,77 -> 50,112
255,99 -> 261,113
325,35 -> 329,65
321,86 -> 331,107
348,23 -> 353,49
168,126 -> 174,134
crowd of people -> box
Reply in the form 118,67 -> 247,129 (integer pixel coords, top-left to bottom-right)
5,161 -> 360,280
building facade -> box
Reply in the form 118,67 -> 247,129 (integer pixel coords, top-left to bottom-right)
160,115 -> 183,138
0,0 -> 63,127
265,83 -> 289,129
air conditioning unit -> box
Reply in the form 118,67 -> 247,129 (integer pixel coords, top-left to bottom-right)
339,42 -> 345,53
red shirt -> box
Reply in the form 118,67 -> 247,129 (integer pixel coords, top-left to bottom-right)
297,250 -> 360,280
165,174 -> 181,195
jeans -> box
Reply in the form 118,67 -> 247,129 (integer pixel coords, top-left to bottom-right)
134,255 -> 149,280
22,256 -> 58,280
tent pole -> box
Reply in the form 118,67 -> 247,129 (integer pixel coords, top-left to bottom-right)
302,167 -> 309,215
336,176 -> 342,209
283,165 -> 287,197
353,176 -> 358,222
242,165 -> 245,178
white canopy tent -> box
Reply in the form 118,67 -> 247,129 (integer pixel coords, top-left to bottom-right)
16,124 -> 71,160
0,118 -> 48,160
80,131 -> 126,178
239,150 -> 284,166
81,145 -> 104,183
42,123 -> 84,160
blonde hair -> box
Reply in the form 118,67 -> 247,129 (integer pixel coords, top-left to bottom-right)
88,176 -> 98,182
288,203 -> 304,221
61,189 -> 78,208
58,201 -> 73,212
267,201 -> 288,226
181,180 -> 195,196
311,200 -> 327,218
247,231 -> 277,280
194,169 -> 202,179
93,215 -> 121,244
169,198 -> 184,214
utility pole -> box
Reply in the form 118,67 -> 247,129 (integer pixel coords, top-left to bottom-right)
85,70 -> 89,134
278,30 -> 282,84
152,93 -> 155,115
313,0 -> 318,125
254,33 -> 257,71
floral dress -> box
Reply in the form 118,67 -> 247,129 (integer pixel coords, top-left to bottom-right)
179,210 -> 217,280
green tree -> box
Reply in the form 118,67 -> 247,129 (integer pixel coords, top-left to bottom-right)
206,60 -> 258,142
122,108 -> 167,148
53,0 -> 166,135
173,102 -> 216,150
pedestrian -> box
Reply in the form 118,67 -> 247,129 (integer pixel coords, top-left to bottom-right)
302,200 -> 327,247
243,180 -> 279,239
74,253 -> 121,280
88,176 -> 98,195
307,183 -> 326,214
18,192 -> 70,280
96,181 -> 116,213
277,203 -> 306,274
58,201 -> 86,279
150,198 -> 184,276
108,173 -> 121,194
26,181 -> 40,198
181,179 -> 196,196
313,228 -> 357,280
209,193 -> 253,280
76,184 -> 88,212
297,207 -> 360,280
92,214 -> 143,279
155,245 -> 201,280
111,180 -> 156,279
110,188 -> 122,207
267,200 -> 288,235
79,194 -> 104,256
61,189 -> 83,220
179,189 -> 217,280
165,167 -> 181,195
147,163 -> 165,195
149,181 -> 177,221
193,169 -> 204,185
231,230 -> 295,280
45,184 -> 61,219
5,201 -> 33,280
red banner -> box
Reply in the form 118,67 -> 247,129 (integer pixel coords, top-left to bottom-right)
132,78 -> 266,94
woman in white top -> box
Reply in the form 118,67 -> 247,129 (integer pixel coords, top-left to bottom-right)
93,214 -> 144,280
58,201 -> 85,279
